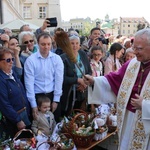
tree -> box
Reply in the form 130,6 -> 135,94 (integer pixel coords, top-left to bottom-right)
81,21 -> 95,36
137,23 -> 146,31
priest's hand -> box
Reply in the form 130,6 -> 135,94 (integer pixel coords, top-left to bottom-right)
83,75 -> 94,86
131,94 -> 143,110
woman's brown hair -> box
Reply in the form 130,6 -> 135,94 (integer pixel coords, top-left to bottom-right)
0,47 -> 14,60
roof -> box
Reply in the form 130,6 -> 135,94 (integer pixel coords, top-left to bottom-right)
0,19 -> 39,30
120,17 -> 148,23
101,21 -> 113,29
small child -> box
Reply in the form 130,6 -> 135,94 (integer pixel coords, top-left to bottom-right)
31,95 -> 56,137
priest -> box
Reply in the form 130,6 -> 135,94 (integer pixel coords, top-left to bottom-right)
84,28 -> 150,150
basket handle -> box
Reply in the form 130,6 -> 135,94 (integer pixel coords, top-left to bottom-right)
13,129 -> 34,141
59,133 -> 73,140
70,113 -> 88,131
72,109 -> 87,114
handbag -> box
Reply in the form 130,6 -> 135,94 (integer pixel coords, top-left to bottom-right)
76,90 -> 87,102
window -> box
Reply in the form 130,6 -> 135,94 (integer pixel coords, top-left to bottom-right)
39,6 -> 47,18
128,25 -> 130,27
123,24 -> 125,27
128,30 -> 130,34
23,6 -> 31,18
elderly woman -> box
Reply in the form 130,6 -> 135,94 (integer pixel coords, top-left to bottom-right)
124,47 -> 135,62
0,47 -> 31,138
18,31 -> 38,64
60,35 -> 92,116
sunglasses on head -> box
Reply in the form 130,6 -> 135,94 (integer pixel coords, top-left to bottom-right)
23,39 -> 34,44
0,58 -> 15,63
69,34 -> 79,37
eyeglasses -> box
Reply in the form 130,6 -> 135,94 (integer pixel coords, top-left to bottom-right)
132,47 -> 143,51
69,34 -> 79,37
23,40 -> 34,44
0,58 -> 14,63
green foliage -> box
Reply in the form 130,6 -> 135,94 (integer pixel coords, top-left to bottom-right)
137,23 -> 146,31
0,132 -> 14,150
81,22 -> 95,36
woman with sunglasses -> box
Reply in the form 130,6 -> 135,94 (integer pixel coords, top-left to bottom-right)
0,47 -> 31,139
18,31 -> 38,64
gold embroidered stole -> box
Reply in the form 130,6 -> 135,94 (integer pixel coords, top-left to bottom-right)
117,58 -> 150,149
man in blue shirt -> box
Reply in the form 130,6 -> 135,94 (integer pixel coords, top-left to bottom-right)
24,32 -> 64,122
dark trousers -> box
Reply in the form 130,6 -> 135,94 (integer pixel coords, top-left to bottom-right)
61,91 -> 86,117
0,111 -> 31,140
35,92 -> 61,123
0,118 -> 17,139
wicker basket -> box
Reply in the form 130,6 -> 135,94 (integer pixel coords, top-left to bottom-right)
62,109 -> 87,135
70,113 -> 95,148
13,129 -> 36,150
37,133 -> 74,150
59,133 -> 74,150
61,122 -> 70,134
94,125 -> 108,141
106,114 -> 117,133
108,125 -> 117,133
67,109 -> 87,119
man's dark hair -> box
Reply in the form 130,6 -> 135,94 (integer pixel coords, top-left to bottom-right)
19,24 -> 30,33
90,27 -> 101,35
37,32 -> 51,43
9,36 -> 18,41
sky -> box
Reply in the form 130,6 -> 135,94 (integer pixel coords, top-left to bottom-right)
60,0 -> 150,23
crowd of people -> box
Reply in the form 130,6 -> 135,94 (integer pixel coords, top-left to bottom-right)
0,19 -> 149,150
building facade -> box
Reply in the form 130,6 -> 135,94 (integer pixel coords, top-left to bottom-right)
0,2 -> 150,37
119,17 -> 149,37
0,0 -> 23,24
62,18 -> 85,32
0,0 -> 62,29
22,0 -> 62,28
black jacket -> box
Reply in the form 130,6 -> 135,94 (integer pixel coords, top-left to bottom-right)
60,50 -> 92,113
